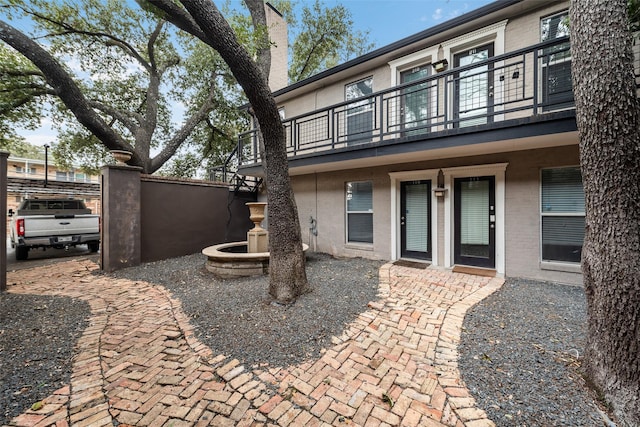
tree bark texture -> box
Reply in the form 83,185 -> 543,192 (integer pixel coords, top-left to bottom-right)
178,0 -> 309,303
570,1 -> 640,424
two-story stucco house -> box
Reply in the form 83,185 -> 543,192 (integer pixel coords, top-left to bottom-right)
234,0 -> 639,285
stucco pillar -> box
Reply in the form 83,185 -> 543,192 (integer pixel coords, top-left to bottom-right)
1,151 -> 8,291
100,164 -> 142,272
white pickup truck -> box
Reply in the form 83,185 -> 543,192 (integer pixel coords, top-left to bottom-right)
8,198 -> 100,260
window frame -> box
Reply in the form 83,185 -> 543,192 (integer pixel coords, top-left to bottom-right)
398,64 -> 433,136
344,77 -> 374,143
539,166 -> 585,264
345,180 -> 374,244
540,10 -> 573,110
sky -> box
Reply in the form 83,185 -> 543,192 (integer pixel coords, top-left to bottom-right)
326,0 -> 494,48
14,0 -> 494,147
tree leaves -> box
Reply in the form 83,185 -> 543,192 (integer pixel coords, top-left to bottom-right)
288,0 -> 374,82
0,0 -> 239,174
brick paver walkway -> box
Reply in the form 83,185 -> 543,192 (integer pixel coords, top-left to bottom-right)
4,259 -> 503,427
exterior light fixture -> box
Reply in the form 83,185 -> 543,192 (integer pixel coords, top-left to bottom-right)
433,168 -> 447,197
433,187 -> 448,198
432,59 -> 448,73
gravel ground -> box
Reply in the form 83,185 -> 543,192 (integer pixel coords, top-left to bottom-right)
1,254 -> 610,426
0,293 -> 90,426
112,252 -> 384,369
459,278 -> 607,426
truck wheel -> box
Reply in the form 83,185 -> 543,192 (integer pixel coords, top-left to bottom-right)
16,247 -> 28,260
88,242 -> 100,253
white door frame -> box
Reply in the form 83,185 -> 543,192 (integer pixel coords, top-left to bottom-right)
443,163 -> 508,274
389,169 -> 439,264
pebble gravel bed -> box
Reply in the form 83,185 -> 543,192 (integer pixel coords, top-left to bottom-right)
1,254 -> 613,427
458,278 -> 607,426
112,252 -> 384,369
0,293 -> 89,426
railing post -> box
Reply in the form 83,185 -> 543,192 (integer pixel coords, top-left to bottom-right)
533,48 -> 539,114
331,110 -> 336,149
292,119 -> 297,156
378,93 -> 384,141
443,74 -> 450,128
252,132 -> 258,164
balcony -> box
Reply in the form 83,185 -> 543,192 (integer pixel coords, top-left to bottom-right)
7,169 -> 98,184
234,36 -> 639,171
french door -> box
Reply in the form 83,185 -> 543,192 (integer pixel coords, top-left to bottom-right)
400,180 -> 431,260
454,176 -> 495,268
345,77 -> 374,144
400,65 -> 430,136
453,43 -> 494,127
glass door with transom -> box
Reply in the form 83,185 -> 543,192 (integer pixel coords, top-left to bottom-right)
453,43 -> 494,127
401,180 -> 431,260
454,176 -> 495,268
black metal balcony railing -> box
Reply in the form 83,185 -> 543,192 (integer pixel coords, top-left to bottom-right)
208,144 -> 262,192
235,36 -> 639,167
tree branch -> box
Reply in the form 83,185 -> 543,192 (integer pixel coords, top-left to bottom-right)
0,90 -> 52,114
144,0 -> 208,41
19,5 -> 153,73
244,0 -> 271,81
0,82 -> 52,93
0,19 -> 138,163
149,76 -> 217,172
1,69 -> 45,78
147,21 -> 164,71
88,99 -> 141,134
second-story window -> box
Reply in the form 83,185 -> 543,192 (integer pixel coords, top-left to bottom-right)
541,11 -> 572,110
56,171 -> 70,182
345,77 -> 373,144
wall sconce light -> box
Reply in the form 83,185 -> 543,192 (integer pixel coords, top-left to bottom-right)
433,169 -> 447,197
432,59 -> 448,73
433,187 -> 448,198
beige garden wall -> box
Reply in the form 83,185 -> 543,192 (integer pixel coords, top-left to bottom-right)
290,143 -> 583,285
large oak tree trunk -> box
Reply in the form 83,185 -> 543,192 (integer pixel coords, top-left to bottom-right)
570,1 -> 640,425
178,0 -> 309,303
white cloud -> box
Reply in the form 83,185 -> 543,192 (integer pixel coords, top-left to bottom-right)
448,3 -> 471,19
16,127 -> 57,146
432,8 -> 443,21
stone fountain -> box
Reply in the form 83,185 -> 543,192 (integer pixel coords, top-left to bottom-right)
202,202 -> 307,278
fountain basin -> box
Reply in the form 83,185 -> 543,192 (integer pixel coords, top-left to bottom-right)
202,241 -> 308,279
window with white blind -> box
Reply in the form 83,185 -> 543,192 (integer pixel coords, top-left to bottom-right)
541,167 -> 584,263
346,181 -> 373,244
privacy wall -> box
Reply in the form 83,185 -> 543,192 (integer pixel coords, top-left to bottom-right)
101,164 -> 255,271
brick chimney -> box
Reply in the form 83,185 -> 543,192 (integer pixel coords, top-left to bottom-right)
265,2 -> 288,92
